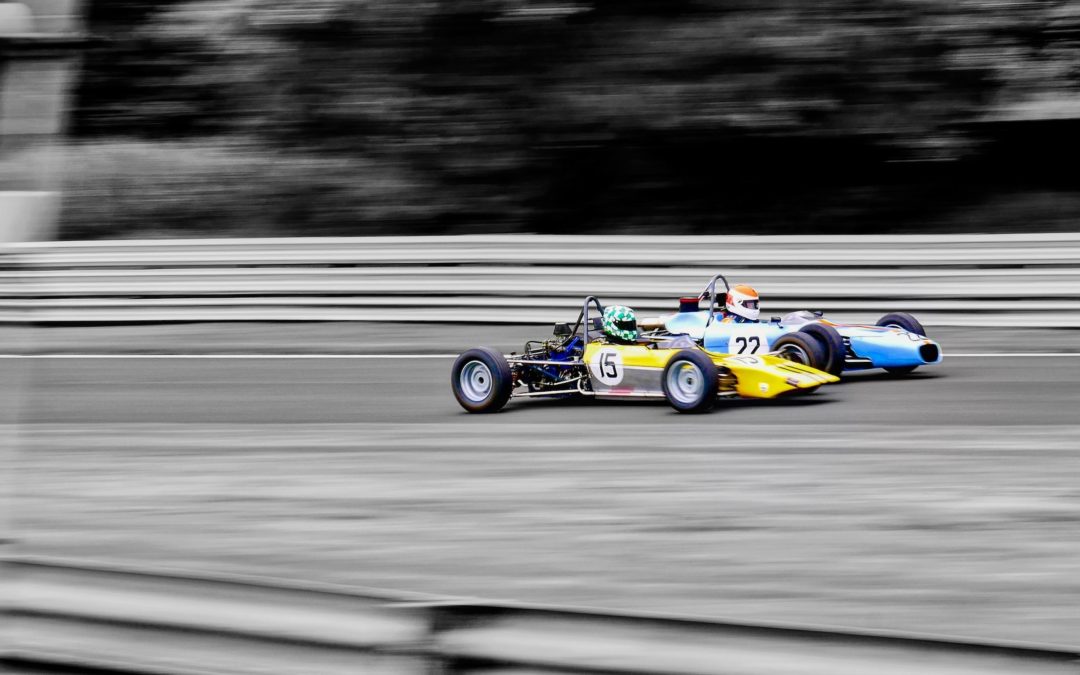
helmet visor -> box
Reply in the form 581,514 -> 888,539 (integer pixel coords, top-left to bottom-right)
614,319 -> 637,332
741,300 -> 759,310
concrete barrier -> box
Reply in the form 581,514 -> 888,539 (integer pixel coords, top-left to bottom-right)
1,234 -> 1078,325
3,559 -> 1078,675
1,559 -> 437,675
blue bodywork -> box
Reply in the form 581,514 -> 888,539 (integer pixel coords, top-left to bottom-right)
831,323 -> 942,370
525,335 -> 583,382
664,310 -> 942,372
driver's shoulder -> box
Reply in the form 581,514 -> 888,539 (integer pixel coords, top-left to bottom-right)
720,315 -> 757,325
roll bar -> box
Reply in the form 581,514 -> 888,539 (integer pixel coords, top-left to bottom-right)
562,295 -> 605,346
700,274 -> 730,329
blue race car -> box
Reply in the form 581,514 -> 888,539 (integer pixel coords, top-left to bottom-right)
661,274 -> 943,377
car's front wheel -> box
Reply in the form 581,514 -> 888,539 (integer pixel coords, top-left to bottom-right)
662,350 -> 719,414
876,312 -> 927,337
451,347 -> 514,413
875,312 -> 927,375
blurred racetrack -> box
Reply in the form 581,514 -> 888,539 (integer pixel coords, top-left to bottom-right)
5,323 -> 1080,647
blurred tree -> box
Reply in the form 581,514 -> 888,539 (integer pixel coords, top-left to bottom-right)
64,0 -> 1080,237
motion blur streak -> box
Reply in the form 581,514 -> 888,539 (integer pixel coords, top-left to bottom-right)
8,347 -> 1080,646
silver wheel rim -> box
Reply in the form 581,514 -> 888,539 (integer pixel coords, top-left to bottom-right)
667,361 -> 705,405
460,360 -> 493,402
778,344 -> 810,365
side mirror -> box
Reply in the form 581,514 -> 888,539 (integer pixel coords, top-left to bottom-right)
553,322 -> 572,337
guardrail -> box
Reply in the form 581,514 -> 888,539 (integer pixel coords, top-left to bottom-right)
3,558 -> 1078,675
2,233 -> 1079,325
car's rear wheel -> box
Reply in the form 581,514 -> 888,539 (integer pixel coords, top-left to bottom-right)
798,323 -> 845,376
875,312 -> 927,375
451,347 -> 513,413
662,350 -> 718,414
772,333 -> 828,372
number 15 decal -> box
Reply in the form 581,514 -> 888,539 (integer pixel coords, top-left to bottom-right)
590,348 -> 624,386
600,352 -> 618,377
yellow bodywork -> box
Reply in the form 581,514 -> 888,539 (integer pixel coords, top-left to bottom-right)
714,351 -> 839,397
583,342 -> 838,399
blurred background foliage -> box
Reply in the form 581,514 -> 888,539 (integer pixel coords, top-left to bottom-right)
60,0 -> 1080,237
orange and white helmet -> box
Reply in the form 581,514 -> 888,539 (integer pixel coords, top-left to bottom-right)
726,284 -> 760,321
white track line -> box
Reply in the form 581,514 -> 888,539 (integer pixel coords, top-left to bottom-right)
0,353 -> 1078,358
0,354 -> 460,359
946,353 -> 1080,357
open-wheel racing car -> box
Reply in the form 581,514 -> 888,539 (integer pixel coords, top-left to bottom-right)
451,296 -> 838,414
663,274 -> 943,377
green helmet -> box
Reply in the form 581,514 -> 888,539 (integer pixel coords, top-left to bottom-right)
602,305 -> 638,343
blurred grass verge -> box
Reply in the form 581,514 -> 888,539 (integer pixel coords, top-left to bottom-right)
31,138 -> 1080,239
46,140 -> 439,239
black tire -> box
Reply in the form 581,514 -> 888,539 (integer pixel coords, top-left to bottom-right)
875,313 -> 926,375
661,350 -> 719,414
451,347 -> 514,413
876,312 -> 927,337
772,333 -> 828,371
798,323 -> 845,376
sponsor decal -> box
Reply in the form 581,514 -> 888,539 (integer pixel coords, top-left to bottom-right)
733,355 -> 762,365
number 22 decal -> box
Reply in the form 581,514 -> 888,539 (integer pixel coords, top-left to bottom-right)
732,336 -> 761,354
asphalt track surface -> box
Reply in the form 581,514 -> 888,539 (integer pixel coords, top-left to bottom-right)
5,324 -> 1080,647
6,353 -> 1079,427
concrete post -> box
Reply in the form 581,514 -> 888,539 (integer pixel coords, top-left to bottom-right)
1,1 -> 86,242
0,0 -> 85,567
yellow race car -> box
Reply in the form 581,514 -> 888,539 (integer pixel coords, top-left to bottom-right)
451,297 -> 838,414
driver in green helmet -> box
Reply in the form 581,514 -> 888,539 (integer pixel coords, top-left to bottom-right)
602,305 -> 639,344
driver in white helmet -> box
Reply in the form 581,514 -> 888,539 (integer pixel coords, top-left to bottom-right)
720,284 -> 760,324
